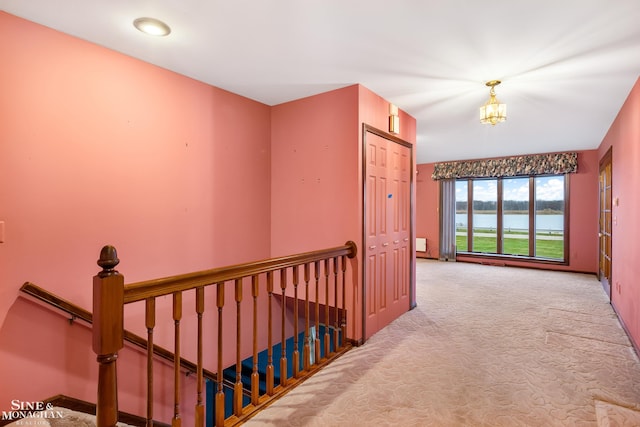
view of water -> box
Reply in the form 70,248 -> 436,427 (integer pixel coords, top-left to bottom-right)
456,214 -> 564,231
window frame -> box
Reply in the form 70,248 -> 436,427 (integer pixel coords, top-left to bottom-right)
455,174 -> 570,265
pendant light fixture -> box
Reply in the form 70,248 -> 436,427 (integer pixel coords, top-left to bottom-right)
479,80 -> 507,125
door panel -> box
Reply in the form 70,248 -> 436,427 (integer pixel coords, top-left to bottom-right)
366,254 -> 377,316
388,140 -> 410,317
364,131 -> 411,339
401,245 -> 409,297
367,175 -> 376,237
379,251 -> 388,311
380,175 -> 387,237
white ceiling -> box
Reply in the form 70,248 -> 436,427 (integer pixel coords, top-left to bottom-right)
2,0 -> 640,164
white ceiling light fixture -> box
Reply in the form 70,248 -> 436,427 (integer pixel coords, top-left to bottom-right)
133,17 -> 171,37
479,80 -> 507,126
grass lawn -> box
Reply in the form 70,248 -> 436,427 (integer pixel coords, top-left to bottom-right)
456,231 -> 564,259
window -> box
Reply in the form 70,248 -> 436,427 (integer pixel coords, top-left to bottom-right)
456,175 -> 568,263
455,180 -> 468,252
503,177 -> 529,256
472,179 -> 497,254
535,176 -> 565,259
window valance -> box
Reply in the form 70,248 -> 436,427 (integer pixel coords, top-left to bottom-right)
431,152 -> 578,180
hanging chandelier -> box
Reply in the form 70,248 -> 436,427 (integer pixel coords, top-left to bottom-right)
479,80 -> 507,125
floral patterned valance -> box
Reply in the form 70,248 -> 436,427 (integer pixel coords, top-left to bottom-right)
431,152 -> 578,180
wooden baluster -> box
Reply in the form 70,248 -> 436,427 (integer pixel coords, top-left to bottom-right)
215,283 -> 225,427
341,255 -> 347,348
172,292 -> 182,427
279,269 -> 288,387
93,245 -> 124,427
145,298 -> 155,427
314,261 -> 320,363
292,265 -> 300,378
324,259 -> 330,358
233,279 -> 243,416
266,272 -> 275,395
333,257 -> 339,353
251,275 -> 260,405
195,287 -> 205,427
303,263 -> 311,371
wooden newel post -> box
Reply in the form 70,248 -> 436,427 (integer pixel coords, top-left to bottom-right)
93,245 -> 124,427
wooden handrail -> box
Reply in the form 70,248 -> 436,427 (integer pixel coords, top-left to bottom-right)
21,282 -> 93,323
93,241 -> 357,427
123,241 -> 357,303
19,282 -> 217,381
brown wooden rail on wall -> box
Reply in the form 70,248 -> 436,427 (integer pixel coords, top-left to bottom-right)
19,282 -> 218,383
93,241 -> 357,427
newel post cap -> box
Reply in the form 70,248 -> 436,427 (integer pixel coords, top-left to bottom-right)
97,245 -> 120,277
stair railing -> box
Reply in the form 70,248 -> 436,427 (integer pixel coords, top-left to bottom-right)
20,282 -> 217,383
93,241 -> 357,427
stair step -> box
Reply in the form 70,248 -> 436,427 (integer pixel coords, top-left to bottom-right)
207,325 -> 342,423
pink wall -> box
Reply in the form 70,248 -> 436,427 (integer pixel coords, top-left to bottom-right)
0,12 -> 271,421
416,163 -> 439,258
0,298 -> 196,423
271,86 -> 362,340
271,86 -> 360,255
416,150 -> 600,273
0,11 -> 417,419
598,77 -> 640,350
271,85 -> 417,340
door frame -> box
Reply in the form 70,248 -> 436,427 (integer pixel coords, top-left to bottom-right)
361,123 -> 414,343
598,147 -> 613,299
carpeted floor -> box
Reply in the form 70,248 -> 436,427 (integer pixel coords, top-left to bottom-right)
3,407 -> 135,427
246,259 -> 640,426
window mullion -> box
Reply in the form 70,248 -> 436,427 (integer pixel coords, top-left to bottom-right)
467,179 -> 473,252
529,176 -> 535,257
497,179 -> 503,254
563,174 -> 570,262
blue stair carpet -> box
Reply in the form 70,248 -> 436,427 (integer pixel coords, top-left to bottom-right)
205,325 -> 340,424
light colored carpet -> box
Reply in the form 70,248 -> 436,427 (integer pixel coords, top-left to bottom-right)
3,407 -> 134,426
246,260 -> 640,426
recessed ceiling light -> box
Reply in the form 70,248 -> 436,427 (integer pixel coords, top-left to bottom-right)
133,17 -> 171,37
